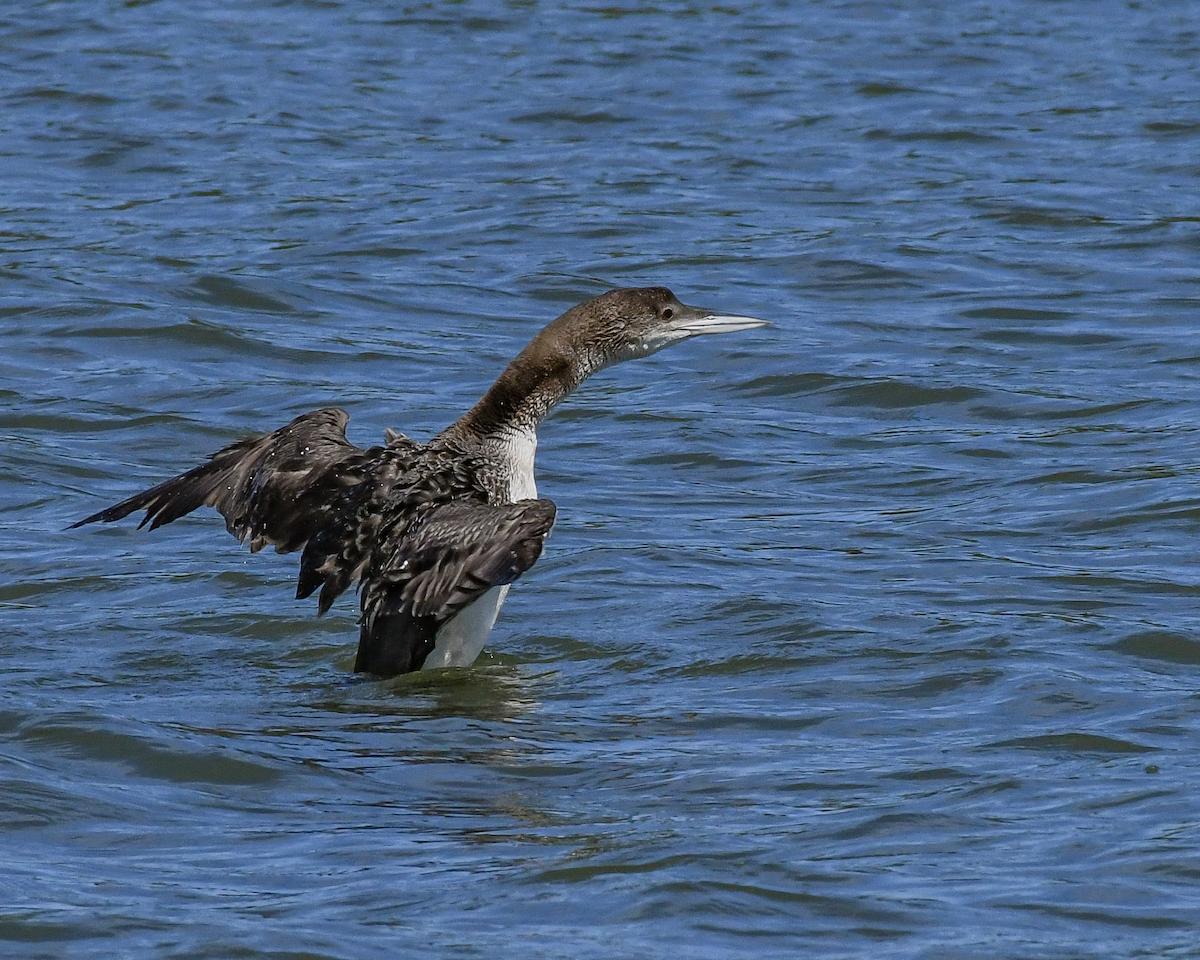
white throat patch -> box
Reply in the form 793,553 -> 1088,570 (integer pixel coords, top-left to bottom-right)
503,426 -> 538,501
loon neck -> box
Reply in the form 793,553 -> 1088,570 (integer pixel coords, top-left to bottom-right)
439,319 -> 602,445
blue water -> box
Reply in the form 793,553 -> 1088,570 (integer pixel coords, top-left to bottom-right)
3,1 -> 1200,957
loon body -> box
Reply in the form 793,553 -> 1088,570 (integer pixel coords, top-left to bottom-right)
74,287 -> 766,677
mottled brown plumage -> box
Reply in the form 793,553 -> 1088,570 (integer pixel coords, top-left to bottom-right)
73,287 -> 766,677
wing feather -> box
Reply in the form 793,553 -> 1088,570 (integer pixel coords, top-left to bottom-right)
72,408 -> 358,546
72,408 -> 424,612
355,498 -> 556,676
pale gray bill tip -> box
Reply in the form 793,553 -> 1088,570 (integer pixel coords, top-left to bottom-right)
677,312 -> 770,335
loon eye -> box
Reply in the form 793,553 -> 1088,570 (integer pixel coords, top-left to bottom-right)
661,307 -> 674,320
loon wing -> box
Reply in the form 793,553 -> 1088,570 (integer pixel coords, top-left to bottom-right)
73,408 -> 365,549
71,408 -> 422,609
355,498 -> 556,676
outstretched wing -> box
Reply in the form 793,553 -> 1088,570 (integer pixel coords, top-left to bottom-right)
72,409 -> 424,612
73,408 -> 363,549
356,498 -> 557,676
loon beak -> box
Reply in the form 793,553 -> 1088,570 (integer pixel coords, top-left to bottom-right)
673,305 -> 770,337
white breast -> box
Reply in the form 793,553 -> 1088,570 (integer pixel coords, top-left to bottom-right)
418,427 -> 539,672
505,426 -> 538,501
422,584 -> 509,670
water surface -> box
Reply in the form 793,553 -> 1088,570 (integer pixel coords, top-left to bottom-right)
3,2 -> 1200,957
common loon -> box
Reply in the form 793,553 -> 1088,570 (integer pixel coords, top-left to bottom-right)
73,287 -> 767,677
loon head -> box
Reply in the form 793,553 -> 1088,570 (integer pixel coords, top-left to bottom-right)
448,286 -> 768,438
544,286 -> 768,372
